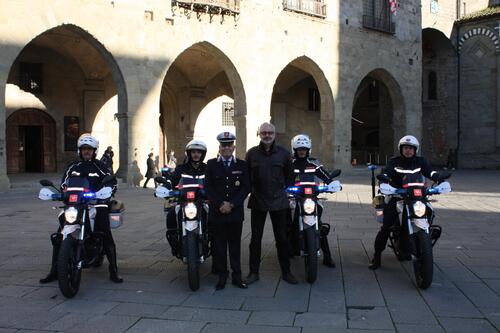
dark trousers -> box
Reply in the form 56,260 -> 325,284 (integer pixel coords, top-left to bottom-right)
249,209 -> 290,274
212,219 -> 243,279
373,198 -> 410,255
143,177 -> 157,188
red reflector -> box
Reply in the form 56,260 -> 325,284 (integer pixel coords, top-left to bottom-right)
69,194 -> 78,203
187,191 -> 195,199
413,189 -> 422,197
304,188 -> 313,195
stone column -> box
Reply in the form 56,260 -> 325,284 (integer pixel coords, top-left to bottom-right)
0,83 -> 10,191
319,119 -> 334,169
114,112 -> 129,181
233,114 -> 247,159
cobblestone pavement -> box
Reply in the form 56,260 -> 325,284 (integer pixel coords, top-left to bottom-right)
0,170 -> 499,332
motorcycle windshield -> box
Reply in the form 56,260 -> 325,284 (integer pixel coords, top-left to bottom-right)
64,177 -> 91,204
178,175 -> 204,200
401,173 -> 425,188
294,173 -> 317,185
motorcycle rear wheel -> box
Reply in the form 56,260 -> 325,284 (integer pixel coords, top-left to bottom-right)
57,237 -> 82,298
413,230 -> 433,289
304,227 -> 318,284
186,232 -> 200,291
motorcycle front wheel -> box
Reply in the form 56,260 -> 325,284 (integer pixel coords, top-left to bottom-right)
57,237 -> 82,298
413,230 -> 433,289
304,227 -> 318,284
186,232 -> 200,291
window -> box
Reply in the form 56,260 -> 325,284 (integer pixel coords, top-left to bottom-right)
362,0 -> 395,34
428,71 -> 437,100
368,80 -> 379,102
222,102 -> 234,126
308,88 -> 320,111
20,62 -> 43,94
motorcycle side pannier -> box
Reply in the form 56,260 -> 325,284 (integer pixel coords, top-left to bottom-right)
109,199 -> 125,229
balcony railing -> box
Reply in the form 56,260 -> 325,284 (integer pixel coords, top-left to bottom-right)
283,0 -> 326,18
172,0 -> 240,15
362,15 -> 395,34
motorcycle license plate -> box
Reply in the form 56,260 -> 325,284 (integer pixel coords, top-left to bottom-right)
412,218 -> 429,230
303,215 -> 316,226
184,220 -> 199,231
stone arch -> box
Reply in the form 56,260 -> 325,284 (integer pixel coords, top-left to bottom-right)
458,27 -> 500,54
351,68 -> 405,165
6,108 -> 56,173
270,56 -> 335,166
159,41 -> 247,160
3,23 -> 128,178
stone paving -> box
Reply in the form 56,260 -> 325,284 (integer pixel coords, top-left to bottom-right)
0,170 -> 499,332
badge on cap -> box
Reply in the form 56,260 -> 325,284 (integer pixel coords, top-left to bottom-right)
235,180 -> 240,186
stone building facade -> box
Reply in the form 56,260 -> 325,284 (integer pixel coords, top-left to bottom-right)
0,0 -> 423,190
422,0 -> 500,167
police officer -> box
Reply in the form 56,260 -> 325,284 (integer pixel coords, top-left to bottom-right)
165,140 -> 207,256
368,135 -> 445,270
40,134 -> 123,284
205,132 -> 250,290
289,134 -> 337,267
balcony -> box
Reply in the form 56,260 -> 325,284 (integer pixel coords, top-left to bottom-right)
362,15 -> 395,34
172,0 -> 240,15
283,0 -> 326,18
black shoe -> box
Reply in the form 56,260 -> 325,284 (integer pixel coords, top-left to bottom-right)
244,272 -> 259,285
105,244 -> 124,283
323,256 -> 336,268
232,278 -> 248,289
39,271 -> 57,284
215,276 -> 227,290
282,271 -> 298,284
368,254 -> 381,270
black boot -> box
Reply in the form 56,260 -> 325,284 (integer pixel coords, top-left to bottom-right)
105,244 -> 123,283
40,233 -> 61,284
320,236 -> 336,268
368,253 -> 381,270
166,230 -> 179,257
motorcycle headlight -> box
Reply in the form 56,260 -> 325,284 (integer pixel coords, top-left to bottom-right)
303,198 -> 316,214
413,201 -> 427,217
184,203 -> 198,220
64,207 -> 79,223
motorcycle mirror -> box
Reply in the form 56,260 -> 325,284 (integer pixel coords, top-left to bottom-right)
40,179 -> 54,187
330,169 -> 341,178
155,176 -> 166,184
376,174 -> 390,182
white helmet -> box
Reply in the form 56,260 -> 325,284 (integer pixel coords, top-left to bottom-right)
185,139 -> 207,163
291,134 -> 312,150
77,133 -> 99,156
398,135 -> 419,153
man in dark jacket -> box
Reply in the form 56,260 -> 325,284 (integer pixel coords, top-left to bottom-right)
368,135 -> 444,270
245,122 -> 298,284
143,152 -> 157,188
205,132 -> 250,290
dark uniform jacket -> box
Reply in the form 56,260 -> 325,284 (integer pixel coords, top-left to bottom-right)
167,162 -> 206,188
292,157 -> 332,184
61,159 -> 117,193
205,156 -> 250,222
382,155 -> 438,188
246,142 -> 293,211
